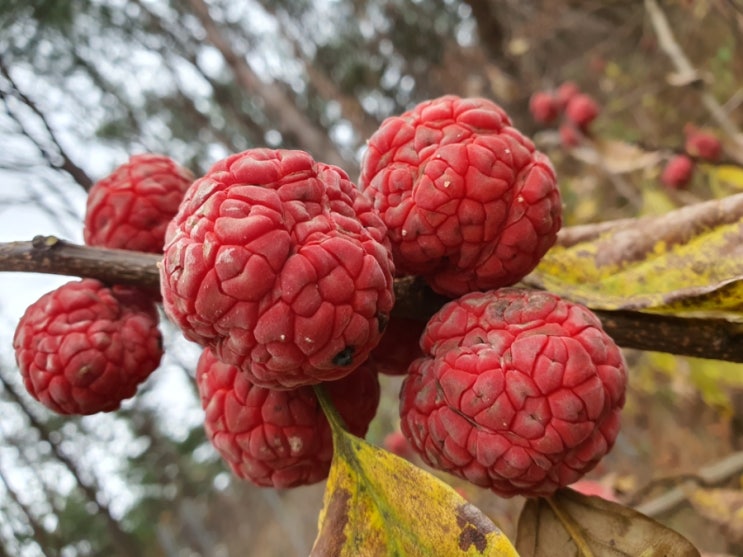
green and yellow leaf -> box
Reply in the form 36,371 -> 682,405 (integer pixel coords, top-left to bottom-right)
312,388 -> 518,557
525,193 -> 743,315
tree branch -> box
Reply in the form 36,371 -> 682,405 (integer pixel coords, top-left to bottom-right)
2,237 -> 743,363
0,236 -> 161,296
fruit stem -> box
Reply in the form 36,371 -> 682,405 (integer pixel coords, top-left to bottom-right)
313,384 -> 349,434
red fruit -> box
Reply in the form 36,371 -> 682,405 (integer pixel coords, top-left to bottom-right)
161,148 -> 395,389
196,348 -> 380,488
13,279 -> 162,415
400,288 -> 627,498
661,155 -> 695,189
359,95 -> 562,297
570,479 -> 619,502
383,430 -> 415,461
684,125 -> 722,162
366,317 -> 425,375
84,154 -> 194,253
555,82 -> 580,111
565,94 -> 600,130
559,123 -> 582,149
529,91 -> 559,124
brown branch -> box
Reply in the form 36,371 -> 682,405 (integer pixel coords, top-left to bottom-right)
2,237 -> 743,363
0,236 -> 161,296
185,0 -> 349,169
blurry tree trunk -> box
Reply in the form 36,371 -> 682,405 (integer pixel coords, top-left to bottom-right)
185,0 -> 349,168
460,0 -> 519,76
131,0 -> 267,151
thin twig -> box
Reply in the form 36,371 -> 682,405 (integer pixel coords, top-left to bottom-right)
635,451 -> 743,517
645,0 -> 743,159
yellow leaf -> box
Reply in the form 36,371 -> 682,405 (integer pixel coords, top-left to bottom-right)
711,165 -> 743,191
525,193 -> 743,315
311,388 -> 519,557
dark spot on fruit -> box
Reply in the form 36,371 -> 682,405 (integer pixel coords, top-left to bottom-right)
332,346 -> 355,366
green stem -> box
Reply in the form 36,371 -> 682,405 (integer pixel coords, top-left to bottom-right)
313,384 -> 349,434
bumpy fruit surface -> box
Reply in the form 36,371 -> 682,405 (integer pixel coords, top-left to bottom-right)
661,155 -> 695,189
565,93 -> 600,130
13,279 -> 162,415
196,348 -> 380,488
84,154 -> 194,253
529,92 -> 559,124
400,288 -> 627,498
359,95 -> 562,297
161,148 -> 394,389
684,125 -> 722,162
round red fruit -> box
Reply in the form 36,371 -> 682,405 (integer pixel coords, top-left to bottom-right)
84,154 -> 194,253
196,348 -> 380,488
684,125 -> 722,162
661,155 -> 695,189
529,91 -> 559,125
555,82 -> 580,111
160,148 -> 395,389
565,94 -> 600,130
400,288 -> 627,498
13,279 -> 162,415
359,95 -> 562,297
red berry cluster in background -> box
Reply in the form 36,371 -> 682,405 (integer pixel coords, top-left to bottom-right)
660,124 -> 723,189
529,81 -> 601,149
13,95 -> 630,497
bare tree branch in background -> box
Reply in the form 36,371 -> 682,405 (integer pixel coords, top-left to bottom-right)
130,0 -> 268,153
185,0 -> 349,169
0,56 -> 93,191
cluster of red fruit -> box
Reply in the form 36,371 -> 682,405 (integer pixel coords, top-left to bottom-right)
12,95 -> 628,498
13,154 -> 194,414
661,124 -> 723,189
529,82 -> 601,148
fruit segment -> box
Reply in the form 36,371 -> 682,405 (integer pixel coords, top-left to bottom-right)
13,279 -> 162,415
196,348 -> 380,488
360,95 -> 561,297
161,148 -> 395,389
400,288 -> 627,497
84,153 -> 194,253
